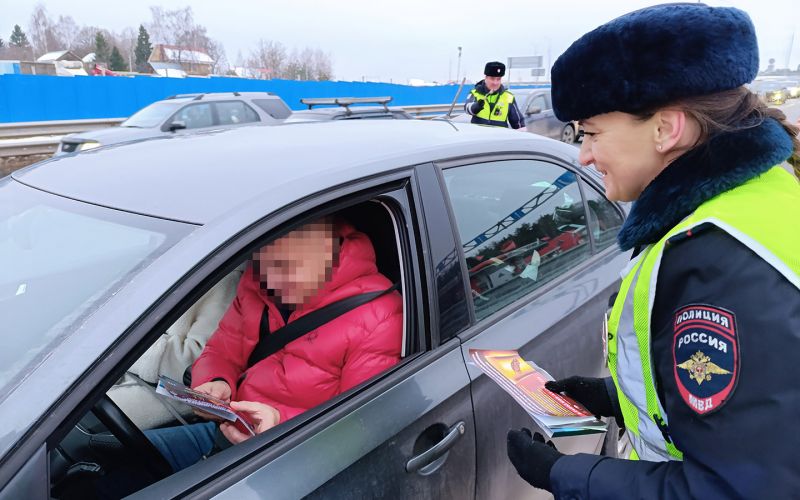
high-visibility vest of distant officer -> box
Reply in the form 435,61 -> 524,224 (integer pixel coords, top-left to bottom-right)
464,61 -> 525,129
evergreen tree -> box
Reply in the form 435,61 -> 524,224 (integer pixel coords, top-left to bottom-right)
134,25 -> 152,73
109,46 -> 128,71
0,38 -> 4,49
94,32 -> 110,65
9,25 -> 30,48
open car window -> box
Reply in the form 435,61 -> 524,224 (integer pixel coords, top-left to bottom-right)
48,196 -> 414,498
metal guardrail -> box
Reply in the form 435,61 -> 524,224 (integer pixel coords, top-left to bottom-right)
0,105 -> 463,159
0,118 -> 126,140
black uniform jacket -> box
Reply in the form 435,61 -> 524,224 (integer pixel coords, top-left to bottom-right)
550,118 -> 800,499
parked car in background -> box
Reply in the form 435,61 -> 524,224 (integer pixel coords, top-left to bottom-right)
56,92 -> 292,155
513,88 -> 580,144
288,96 -> 412,122
777,79 -> 800,99
747,80 -> 789,105
2,120 -> 629,499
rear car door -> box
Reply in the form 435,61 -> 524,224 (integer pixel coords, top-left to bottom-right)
436,155 -> 628,499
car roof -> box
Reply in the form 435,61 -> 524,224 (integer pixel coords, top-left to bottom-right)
13,120 -> 576,225
164,91 -> 279,101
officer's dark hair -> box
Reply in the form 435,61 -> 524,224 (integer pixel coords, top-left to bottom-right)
633,86 -> 800,178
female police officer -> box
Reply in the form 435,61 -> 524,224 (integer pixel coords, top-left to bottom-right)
506,4 -> 800,498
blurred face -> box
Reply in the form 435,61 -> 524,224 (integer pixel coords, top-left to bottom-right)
578,112 -> 663,202
254,220 -> 337,306
484,75 -> 503,92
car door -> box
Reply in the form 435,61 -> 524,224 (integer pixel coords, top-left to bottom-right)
123,173 -> 477,499
435,155 -> 628,499
542,91 -> 566,139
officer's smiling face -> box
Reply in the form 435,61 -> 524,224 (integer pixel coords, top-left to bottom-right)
484,75 -> 502,92
577,112 -> 664,202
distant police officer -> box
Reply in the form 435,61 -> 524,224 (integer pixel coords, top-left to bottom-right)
505,4 -> 800,499
464,61 -> 524,129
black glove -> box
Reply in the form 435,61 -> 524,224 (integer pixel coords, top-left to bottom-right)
545,376 -> 623,427
507,428 -> 563,491
470,99 -> 485,114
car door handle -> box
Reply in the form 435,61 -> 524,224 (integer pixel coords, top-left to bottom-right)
405,421 -> 466,473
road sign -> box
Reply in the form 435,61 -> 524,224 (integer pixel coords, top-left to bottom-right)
531,68 -> 546,77
508,56 -> 543,68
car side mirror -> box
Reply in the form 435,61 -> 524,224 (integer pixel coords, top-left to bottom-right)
527,106 -> 541,115
168,120 -> 187,132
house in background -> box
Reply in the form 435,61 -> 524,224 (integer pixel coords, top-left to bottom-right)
148,44 -> 214,76
36,50 -> 88,76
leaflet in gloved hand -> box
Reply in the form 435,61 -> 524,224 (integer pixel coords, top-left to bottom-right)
469,349 -> 607,437
155,376 -> 255,436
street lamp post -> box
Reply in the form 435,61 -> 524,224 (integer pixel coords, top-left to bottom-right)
456,46 -> 462,83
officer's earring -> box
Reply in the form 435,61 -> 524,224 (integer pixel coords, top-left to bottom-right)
657,144 -> 663,152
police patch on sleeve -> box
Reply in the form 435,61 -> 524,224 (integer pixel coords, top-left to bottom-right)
673,304 -> 739,415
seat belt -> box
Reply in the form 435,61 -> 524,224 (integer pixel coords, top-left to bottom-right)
246,283 -> 400,367
182,283 -> 400,386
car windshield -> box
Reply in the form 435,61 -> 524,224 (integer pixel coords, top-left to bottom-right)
122,101 -> 182,128
0,181 -> 191,395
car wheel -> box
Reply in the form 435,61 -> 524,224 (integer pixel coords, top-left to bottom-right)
561,124 -> 576,144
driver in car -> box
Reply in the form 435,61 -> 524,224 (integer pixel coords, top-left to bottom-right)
145,217 -> 403,472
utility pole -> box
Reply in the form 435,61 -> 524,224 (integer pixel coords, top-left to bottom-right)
456,46 -> 462,83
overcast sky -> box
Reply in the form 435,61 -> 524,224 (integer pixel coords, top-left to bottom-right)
1,0 -> 797,83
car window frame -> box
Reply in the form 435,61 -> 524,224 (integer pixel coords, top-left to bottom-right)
527,93 -> 548,114
128,171 -> 446,498
163,101 -> 217,131
434,153 -> 626,338
30,168 -> 444,498
212,100 -> 262,125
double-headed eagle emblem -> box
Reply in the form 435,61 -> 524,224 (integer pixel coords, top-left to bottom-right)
677,351 -> 731,385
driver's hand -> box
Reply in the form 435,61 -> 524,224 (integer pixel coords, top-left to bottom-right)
192,380 -> 232,421
220,401 -> 281,444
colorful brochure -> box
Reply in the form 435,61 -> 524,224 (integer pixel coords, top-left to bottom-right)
155,376 -> 255,436
469,349 -> 607,437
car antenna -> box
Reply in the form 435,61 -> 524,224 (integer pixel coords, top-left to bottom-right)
446,77 -> 467,118
430,117 -> 459,131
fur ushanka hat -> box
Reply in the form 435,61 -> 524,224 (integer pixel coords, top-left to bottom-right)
551,3 -> 759,122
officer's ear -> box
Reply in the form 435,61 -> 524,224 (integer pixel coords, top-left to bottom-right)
653,109 -> 698,157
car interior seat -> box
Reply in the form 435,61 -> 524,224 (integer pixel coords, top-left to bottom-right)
338,201 -> 401,286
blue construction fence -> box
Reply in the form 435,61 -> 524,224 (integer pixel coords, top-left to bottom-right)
0,74 -> 549,123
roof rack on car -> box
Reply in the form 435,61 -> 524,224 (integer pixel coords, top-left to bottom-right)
299,96 -> 393,114
164,92 -> 250,100
165,93 -> 204,100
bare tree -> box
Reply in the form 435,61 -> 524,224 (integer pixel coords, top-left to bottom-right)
205,38 -> 228,74
53,15 -> 79,51
248,39 -> 287,79
28,3 -> 60,57
146,6 -> 225,73
312,48 -> 333,81
71,26 -> 101,58
280,46 -> 333,81
116,27 -> 137,71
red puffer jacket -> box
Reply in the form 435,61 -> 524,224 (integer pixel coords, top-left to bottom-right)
191,223 -> 402,423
